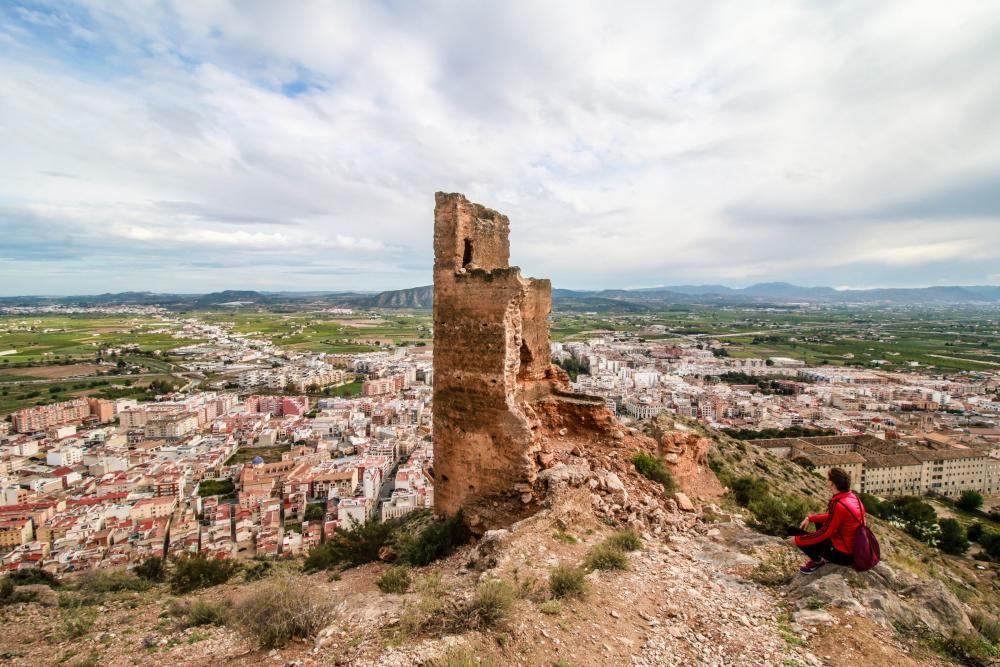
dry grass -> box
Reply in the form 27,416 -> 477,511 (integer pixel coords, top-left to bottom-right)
227,576 -> 333,648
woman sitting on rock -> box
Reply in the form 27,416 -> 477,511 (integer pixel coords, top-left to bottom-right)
786,467 -> 865,574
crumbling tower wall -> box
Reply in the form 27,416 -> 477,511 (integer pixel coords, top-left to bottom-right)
432,192 -> 609,530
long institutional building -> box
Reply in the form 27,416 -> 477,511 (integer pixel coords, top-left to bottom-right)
754,435 -> 1000,497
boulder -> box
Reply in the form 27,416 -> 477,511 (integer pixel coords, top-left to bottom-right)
673,492 -> 695,512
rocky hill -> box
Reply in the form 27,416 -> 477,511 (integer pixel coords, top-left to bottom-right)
1,418 -> 997,666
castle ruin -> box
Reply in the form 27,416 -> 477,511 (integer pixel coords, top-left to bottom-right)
432,192 -> 611,531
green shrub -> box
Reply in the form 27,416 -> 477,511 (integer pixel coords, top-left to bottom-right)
169,598 -> 229,627
971,610 -> 1000,644
549,565 -> 586,599
6,569 -> 58,588
377,566 -> 412,594
605,530 -> 641,552
304,503 -> 326,521
133,557 -> 167,583
747,549 -> 800,587
228,577 -> 332,648
242,560 -> 272,582
584,543 -> 629,571
552,530 -> 577,544
61,606 -> 97,638
469,579 -> 515,630
539,600 -> 562,615
433,649 -> 497,667
729,475 -> 769,507
957,490 -> 984,512
398,510 -> 468,566
929,631 -> 999,665
967,522 -> 984,543
304,518 -> 400,571
747,493 -> 814,537
76,568 -> 149,594
937,519 -> 970,555
632,451 -> 675,492
170,554 -> 240,593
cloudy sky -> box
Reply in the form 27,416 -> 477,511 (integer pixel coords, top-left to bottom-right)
1,1 -> 999,295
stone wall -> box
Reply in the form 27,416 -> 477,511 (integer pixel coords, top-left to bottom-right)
432,192 -> 613,530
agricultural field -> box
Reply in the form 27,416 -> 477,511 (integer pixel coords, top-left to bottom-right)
0,375 -> 180,417
550,305 -> 1000,375
193,310 -> 432,353
0,315 -> 195,365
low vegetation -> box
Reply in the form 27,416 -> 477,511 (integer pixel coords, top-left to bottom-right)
169,554 -> 240,593
549,564 -> 587,599
228,577 -> 333,648
468,579 -> 515,630
584,542 -> 629,571
747,549 -> 800,587
632,450 -> 676,492
377,566 -> 412,594
304,510 -> 469,572
168,598 -> 229,628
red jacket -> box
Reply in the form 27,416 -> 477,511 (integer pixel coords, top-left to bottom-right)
794,491 -> 865,554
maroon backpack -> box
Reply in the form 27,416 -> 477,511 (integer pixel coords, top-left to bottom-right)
837,496 -> 880,572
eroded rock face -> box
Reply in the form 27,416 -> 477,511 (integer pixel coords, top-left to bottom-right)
432,193 -> 613,531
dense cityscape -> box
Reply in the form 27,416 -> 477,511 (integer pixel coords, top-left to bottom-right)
1,305 -> 997,575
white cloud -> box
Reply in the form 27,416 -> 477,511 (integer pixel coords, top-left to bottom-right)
0,0 -> 998,295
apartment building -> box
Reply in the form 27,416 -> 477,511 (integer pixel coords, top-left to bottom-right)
755,435 -> 998,497
11,398 -> 89,433
145,412 -> 198,440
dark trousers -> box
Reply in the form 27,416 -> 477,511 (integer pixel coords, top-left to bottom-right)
787,526 -> 854,566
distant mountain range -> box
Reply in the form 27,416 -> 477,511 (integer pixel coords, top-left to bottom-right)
1,282 -> 998,311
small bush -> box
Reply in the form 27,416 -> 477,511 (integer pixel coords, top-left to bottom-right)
549,565 -> 586,599
398,511 -> 469,566
937,518 -> 970,555
170,554 -> 240,593
552,530 -> 577,545
539,600 -> 562,615
605,530 -> 641,552
584,543 -> 629,571
930,631 -> 999,665
971,611 -> 1000,645
242,560 -> 272,582
6,569 -> 58,588
133,557 -> 166,583
469,579 -> 515,630
729,475 -> 769,507
228,577 -> 332,648
967,522 -> 984,543
633,451 -> 675,492
304,518 -> 399,571
433,649 -> 497,667
76,568 -> 149,594
748,493 -> 814,537
747,549 -> 800,587
957,490 -> 984,512
61,606 -> 97,638
169,598 -> 229,627
377,566 -> 412,594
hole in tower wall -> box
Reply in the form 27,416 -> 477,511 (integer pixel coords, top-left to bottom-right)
519,341 -> 533,378
463,238 -> 473,267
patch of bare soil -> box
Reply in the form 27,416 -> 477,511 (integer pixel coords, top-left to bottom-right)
5,364 -> 102,379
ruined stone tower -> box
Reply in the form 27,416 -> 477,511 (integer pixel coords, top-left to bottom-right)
432,192 -> 611,531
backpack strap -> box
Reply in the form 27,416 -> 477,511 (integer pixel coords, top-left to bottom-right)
836,495 -> 866,526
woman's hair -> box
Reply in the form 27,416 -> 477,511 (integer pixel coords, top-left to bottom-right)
827,467 -> 852,492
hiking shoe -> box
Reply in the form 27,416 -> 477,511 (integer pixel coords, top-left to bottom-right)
799,559 -> 826,574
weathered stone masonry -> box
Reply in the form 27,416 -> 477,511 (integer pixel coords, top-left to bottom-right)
432,192 -> 610,531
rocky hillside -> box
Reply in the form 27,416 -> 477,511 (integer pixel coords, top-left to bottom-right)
1,418 -> 997,666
